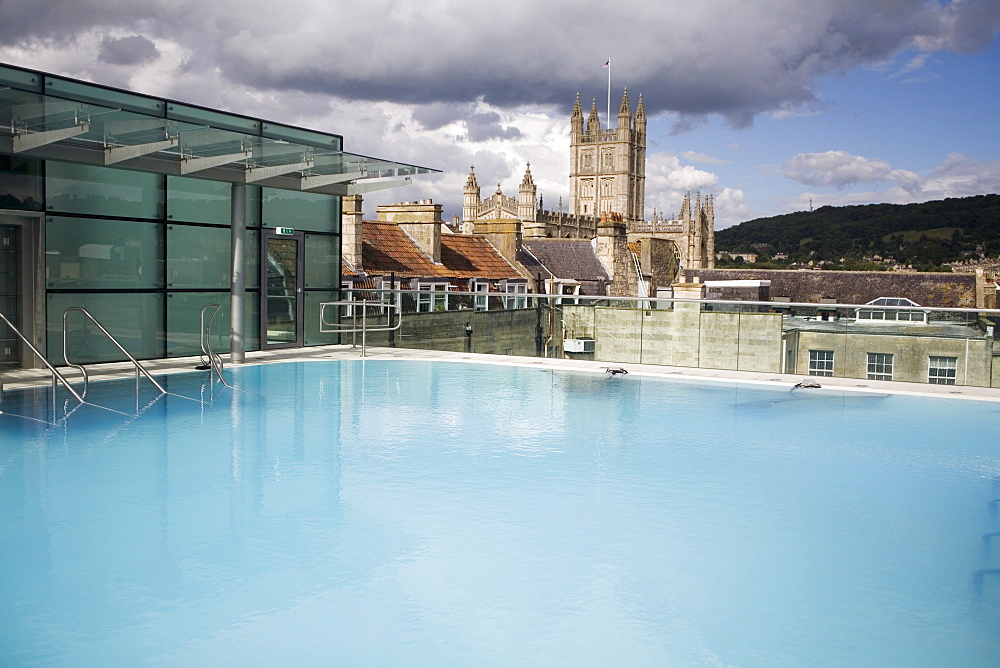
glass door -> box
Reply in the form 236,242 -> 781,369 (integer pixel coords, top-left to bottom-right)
0,224 -> 19,368
261,231 -> 304,348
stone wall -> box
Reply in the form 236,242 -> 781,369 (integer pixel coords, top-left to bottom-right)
360,307 -> 554,357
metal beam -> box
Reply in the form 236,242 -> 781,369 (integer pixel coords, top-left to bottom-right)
245,158 -> 313,183
299,170 -> 368,190
180,148 -> 252,175
11,123 -> 90,152
104,136 -> 179,165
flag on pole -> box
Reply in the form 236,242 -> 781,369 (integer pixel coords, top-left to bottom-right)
603,59 -> 610,68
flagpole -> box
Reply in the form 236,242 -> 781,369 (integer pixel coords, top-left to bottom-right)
606,56 -> 611,132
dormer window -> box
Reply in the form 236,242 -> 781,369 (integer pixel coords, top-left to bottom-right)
856,297 -> 927,323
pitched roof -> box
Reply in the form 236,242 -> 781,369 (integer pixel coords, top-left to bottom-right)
522,239 -> 610,283
440,234 -> 522,279
362,221 -> 441,276
360,221 -> 520,280
681,268 -> 978,308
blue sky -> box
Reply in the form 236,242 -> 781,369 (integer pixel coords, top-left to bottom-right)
1,0 -> 997,228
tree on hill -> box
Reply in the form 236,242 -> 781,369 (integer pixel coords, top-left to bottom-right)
714,194 -> 1000,271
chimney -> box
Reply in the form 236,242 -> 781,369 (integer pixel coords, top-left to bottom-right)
341,194 -> 364,270
376,199 -> 444,263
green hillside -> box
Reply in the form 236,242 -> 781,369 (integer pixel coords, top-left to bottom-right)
714,194 -> 1000,271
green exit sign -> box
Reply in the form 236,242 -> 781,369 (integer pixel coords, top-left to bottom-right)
275,227 -> 294,235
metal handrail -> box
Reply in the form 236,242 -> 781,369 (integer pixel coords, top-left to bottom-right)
320,300 -> 402,357
62,307 -> 168,397
198,303 -> 232,388
0,310 -> 84,405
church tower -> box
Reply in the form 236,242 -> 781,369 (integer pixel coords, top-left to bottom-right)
568,88 -> 646,226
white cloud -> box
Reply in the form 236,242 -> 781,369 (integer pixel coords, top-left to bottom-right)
783,150 -> 922,194
776,152 -> 1000,213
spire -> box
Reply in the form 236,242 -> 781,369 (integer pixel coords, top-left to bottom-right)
635,93 -> 645,121
520,162 -> 534,188
571,92 -> 584,137
464,164 -> 478,189
587,98 -> 601,135
618,87 -> 631,117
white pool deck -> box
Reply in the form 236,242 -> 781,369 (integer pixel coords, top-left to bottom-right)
4,344 -> 1000,403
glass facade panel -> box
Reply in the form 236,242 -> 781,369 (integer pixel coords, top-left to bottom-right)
167,225 -> 231,289
166,291 -> 259,358
263,188 -> 339,233
45,76 -> 164,114
0,156 -> 43,211
262,122 -> 342,151
167,176 -> 261,226
166,103 -> 260,134
46,216 -> 164,290
47,161 -> 164,219
305,291 -> 340,346
304,233 -> 340,288
47,292 -> 165,363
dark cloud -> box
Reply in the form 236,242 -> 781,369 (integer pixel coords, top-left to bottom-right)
1,0 -> 998,125
465,112 -> 522,142
98,35 -> 159,66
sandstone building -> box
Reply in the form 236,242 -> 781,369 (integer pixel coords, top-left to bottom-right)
458,90 -> 716,295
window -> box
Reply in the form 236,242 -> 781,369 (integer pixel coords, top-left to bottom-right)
471,280 -> 490,312
416,282 -> 449,312
503,281 -> 528,310
928,356 -> 957,385
340,280 -> 354,317
808,350 -> 834,377
867,353 -> 893,381
856,297 -> 927,323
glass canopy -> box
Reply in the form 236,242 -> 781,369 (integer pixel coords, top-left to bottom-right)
0,63 -> 438,196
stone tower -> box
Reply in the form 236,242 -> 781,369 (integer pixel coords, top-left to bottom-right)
461,165 -> 480,234
568,88 -> 646,226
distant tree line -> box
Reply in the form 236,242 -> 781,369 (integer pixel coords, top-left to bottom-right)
714,194 -> 1000,272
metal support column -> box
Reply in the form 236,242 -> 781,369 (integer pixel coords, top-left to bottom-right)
230,183 -> 246,364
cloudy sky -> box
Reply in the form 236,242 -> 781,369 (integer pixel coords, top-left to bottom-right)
1,0 -> 998,228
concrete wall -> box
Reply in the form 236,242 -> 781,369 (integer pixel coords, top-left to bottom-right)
563,303 -> 783,372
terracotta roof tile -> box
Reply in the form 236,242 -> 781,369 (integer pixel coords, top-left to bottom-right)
362,221 -> 442,277
440,234 -> 521,279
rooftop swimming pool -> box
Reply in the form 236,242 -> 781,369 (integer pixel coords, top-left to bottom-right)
2,359 -> 1000,665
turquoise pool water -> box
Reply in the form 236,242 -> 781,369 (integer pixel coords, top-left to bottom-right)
1,360 -> 999,665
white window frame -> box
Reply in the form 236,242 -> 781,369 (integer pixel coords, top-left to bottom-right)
808,350 -> 834,377
866,352 -> 894,381
928,355 -> 958,385
471,279 -> 490,312
416,281 -> 449,312
503,281 -> 528,310
340,280 -> 355,317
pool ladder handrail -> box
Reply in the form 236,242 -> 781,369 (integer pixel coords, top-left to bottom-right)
62,307 -> 169,398
319,299 -> 402,357
199,303 -> 232,388
62,307 -> 204,409
0,309 -> 85,407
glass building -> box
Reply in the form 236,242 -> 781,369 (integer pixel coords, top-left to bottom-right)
0,63 -> 436,369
